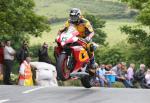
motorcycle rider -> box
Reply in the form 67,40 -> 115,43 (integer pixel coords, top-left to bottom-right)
58,8 -> 96,69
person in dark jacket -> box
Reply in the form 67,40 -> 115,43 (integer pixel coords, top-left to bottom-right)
38,42 -> 51,64
133,64 -> 146,87
16,42 -> 29,64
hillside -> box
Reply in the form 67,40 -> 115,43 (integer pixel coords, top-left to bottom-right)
34,0 -> 135,19
30,0 -> 137,46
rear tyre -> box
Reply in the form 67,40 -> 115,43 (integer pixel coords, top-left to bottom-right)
81,75 -> 92,88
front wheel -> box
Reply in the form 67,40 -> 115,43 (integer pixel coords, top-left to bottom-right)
56,53 -> 71,81
81,75 -> 92,88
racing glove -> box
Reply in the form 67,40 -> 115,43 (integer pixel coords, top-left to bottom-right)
85,36 -> 91,42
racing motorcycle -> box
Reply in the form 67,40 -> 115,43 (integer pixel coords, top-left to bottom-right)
54,25 -> 96,88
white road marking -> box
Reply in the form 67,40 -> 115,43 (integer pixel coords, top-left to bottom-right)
0,99 -> 10,103
22,86 -> 48,94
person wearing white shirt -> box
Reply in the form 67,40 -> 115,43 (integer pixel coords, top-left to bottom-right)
3,40 -> 16,85
145,69 -> 150,86
96,64 -> 111,87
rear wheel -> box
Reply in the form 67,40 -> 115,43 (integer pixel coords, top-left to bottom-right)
56,53 -> 71,81
81,75 -> 92,88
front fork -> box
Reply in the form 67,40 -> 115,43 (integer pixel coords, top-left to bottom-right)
57,49 -> 74,71
67,54 -> 74,71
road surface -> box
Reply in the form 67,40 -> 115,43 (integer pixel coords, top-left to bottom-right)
0,85 -> 149,103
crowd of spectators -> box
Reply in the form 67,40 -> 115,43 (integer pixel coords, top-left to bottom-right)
95,62 -> 150,88
0,40 -> 51,85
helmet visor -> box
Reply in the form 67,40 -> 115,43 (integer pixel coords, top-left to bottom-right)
70,15 -> 79,22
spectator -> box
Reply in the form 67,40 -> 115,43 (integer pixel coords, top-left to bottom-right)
111,63 -> 122,75
126,63 -> 135,87
96,64 -> 111,87
18,57 -> 33,86
16,41 -> 29,64
111,63 -> 132,88
0,41 -> 4,80
38,42 -> 51,64
105,64 -> 112,71
133,64 -> 146,87
3,40 -> 16,85
143,69 -> 150,88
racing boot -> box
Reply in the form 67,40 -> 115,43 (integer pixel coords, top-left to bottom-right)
88,57 -> 98,76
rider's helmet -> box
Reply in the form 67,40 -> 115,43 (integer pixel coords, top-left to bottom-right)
69,8 -> 81,23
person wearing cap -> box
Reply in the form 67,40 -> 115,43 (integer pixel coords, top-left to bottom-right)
58,8 -> 96,69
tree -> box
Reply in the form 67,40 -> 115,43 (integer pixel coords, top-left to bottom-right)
95,45 -> 125,65
121,0 -> 149,10
121,0 -> 150,26
120,0 -> 150,66
0,0 -> 50,48
84,13 -> 107,45
83,14 -> 109,64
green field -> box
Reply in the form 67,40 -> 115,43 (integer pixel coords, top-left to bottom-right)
30,19 -> 136,46
104,19 -> 136,45
30,0 -> 137,46
30,22 -> 63,45
34,0 -> 130,19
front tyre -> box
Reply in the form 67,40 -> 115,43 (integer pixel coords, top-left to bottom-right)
56,53 -> 71,81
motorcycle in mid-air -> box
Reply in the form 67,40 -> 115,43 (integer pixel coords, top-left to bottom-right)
54,25 -> 96,88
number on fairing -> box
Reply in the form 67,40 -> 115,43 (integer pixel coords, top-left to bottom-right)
61,32 -> 72,42
61,37 -> 67,42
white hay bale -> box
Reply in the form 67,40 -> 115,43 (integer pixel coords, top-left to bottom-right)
30,62 -> 58,86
